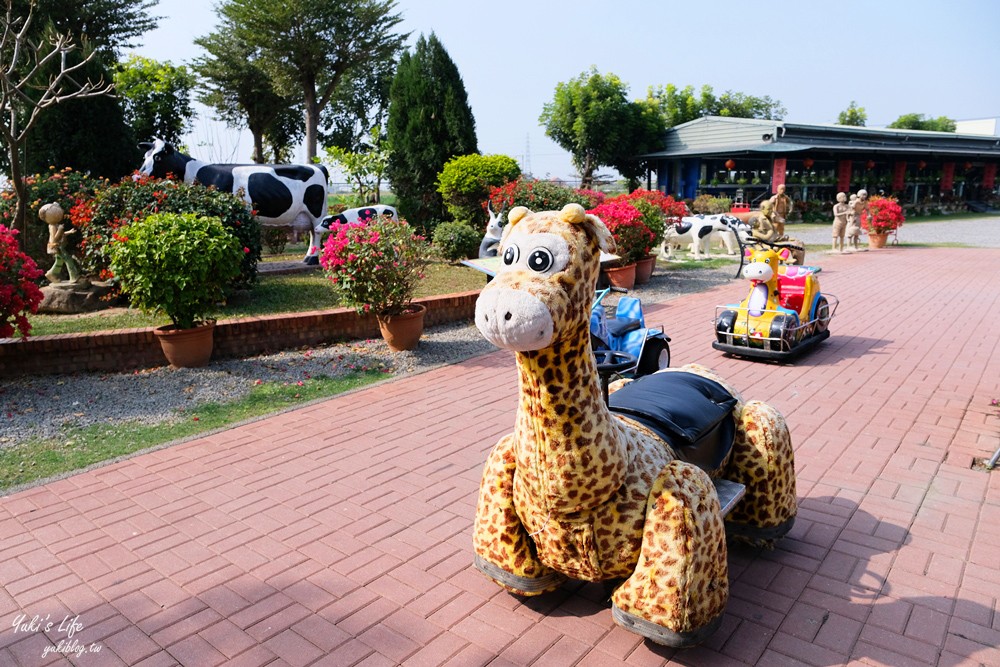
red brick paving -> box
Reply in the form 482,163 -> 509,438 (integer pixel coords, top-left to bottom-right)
2,246 -> 999,666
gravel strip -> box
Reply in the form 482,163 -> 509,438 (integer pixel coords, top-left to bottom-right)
7,213 -> 995,451
1,265 -> 736,450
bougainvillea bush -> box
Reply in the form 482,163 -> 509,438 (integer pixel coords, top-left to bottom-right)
70,174 -> 261,288
320,213 -> 431,317
0,167 -> 106,268
862,196 -> 905,234
488,177 -> 605,214
587,200 -> 654,265
0,225 -> 44,338
606,189 -> 686,249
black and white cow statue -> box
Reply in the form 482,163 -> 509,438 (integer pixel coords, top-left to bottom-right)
658,213 -> 744,260
139,139 -> 332,264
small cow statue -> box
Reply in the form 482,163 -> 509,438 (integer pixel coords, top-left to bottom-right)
478,202 -> 504,258
658,214 -> 742,260
139,139 -> 330,264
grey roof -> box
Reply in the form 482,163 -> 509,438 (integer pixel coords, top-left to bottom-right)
644,116 -> 1000,159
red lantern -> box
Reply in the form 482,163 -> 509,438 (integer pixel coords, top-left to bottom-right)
724,159 -> 736,170
802,158 -> 814,170
918,160 -> 927,170
964,162 -> 973,170
866,160 -> 876,170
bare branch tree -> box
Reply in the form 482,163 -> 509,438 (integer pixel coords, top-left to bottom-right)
1,0 -> 113,237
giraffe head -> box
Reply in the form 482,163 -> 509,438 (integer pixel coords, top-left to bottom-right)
742,246 -> 789,285
475,203 -> 613,351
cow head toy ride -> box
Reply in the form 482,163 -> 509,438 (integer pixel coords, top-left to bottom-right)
472,203 -> 797,647
714,243 -> 836,360
139,139 -> 347,264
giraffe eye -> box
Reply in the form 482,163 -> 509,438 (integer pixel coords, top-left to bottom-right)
502,245 -> 520,265
526,248 -> 553,272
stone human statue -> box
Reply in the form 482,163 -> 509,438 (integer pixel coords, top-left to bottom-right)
832,192 -> 849,252
39,203 -> 81,284
768,184 -> 792,240
846,194 -> 862,250
751,200 -> 778,243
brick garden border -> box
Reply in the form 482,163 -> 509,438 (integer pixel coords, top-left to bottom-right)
0,290 -> 480,378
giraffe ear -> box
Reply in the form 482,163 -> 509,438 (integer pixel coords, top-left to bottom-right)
500,206 -> 529,246
581,210 -> 615,253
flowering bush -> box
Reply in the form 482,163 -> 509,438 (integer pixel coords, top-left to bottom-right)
691,194 -> 732,214
70,174 -> 260,288
109,213 -> 243,330
862,196 -> 905,234
587,201 -> 654,265
0,167 -> 106,269
321,213 -> 431,317
488,177 -> 596,213
0,225 -> 44,338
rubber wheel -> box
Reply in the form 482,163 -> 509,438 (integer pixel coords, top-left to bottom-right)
715,309 -> 737,344
636,337 -> 670,376
814,296 -> 831,333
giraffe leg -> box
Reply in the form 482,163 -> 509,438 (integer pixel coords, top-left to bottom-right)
611,461 -> 728,648
473,435 -> 566,596
723,400 -> 797,545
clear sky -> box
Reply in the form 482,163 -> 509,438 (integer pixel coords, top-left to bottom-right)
130,0 -> 1000,180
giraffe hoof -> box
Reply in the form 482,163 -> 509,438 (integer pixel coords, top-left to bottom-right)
473,554 -> 566,595
725,515 -> 795,545
611,604 -> 724,648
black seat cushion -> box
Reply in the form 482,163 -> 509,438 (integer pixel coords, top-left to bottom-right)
605,318 -> 641,337
608,371 -> 738,471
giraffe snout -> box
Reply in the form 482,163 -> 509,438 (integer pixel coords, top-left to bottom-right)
475,286 -> 554,352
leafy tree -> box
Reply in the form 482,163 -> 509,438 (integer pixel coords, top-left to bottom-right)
646,83 -> 786,128
24,59 -> 140,178
193,23 -> 302,163
218,0 -> 406,161
386,32 -> 478,231
323,126 -> 391,205
838,100 -> 867,126
319,57 -> 395,154
888,113 -> 956,132
0,2 -> 114,236
20,0 -> 158,59
114,55 -> 196,145
609,96 -> 665,191
540,68 -> 649,189
437,154 -> 521,223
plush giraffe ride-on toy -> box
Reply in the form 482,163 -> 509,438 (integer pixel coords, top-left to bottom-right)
473,204 -> 797,647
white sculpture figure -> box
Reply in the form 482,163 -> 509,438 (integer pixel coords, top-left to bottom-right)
832,192 -> 849,252
39,203 -> 81,284
846,193 -> 862,250
479,202 -> 504,258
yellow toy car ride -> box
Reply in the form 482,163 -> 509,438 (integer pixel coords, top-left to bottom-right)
714,245 -> 837,360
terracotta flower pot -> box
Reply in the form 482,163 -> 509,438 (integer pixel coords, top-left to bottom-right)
154,321 -> 215,368
634,255 -> 657,285
868,232 -> 889,249
377,303 -> 426,352
602,263 -> 637,290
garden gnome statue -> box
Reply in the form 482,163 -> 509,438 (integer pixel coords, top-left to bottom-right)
832,192 -> 849,252
846,194 -> 862,250
39,203 -> 80,284
768,184 -> 792,240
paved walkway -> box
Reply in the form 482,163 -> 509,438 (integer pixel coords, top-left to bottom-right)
2,246 -> 999,666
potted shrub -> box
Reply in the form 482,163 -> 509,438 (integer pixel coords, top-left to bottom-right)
0,225 -> 44,338
109,212 -> 243,367
320,213 -> 432,351
861,196 -> 905,248
587,201 -> 654,290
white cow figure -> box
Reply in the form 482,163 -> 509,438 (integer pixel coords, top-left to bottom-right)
139,139 -> 331,264
658,214 -> 742,260
478,202 -> 504,258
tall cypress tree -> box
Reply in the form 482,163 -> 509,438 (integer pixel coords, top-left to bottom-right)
386,33 -> 477,232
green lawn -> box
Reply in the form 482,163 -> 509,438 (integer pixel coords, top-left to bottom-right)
0,371 -> 385,492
